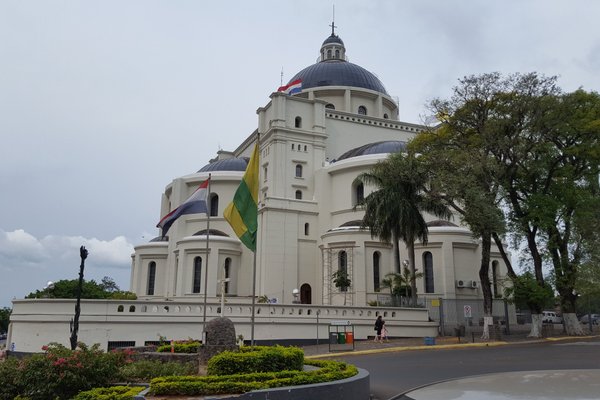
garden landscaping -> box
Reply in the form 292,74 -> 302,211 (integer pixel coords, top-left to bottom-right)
0,342 -> 359,400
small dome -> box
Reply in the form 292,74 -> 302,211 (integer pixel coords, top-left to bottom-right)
193,229 -> 229,237
149,236 -> 168,242
336,140 -> 406,161
426,220 -> 458,227
339,220 -> 363,227
322,34 -> 344,46
198,157 -> 249,173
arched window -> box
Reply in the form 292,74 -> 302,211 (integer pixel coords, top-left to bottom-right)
291,144 -> 295,150
355,181 -> 364,205
295,190 -> 302,200
327,49 -> 332,59
147,261 -> 156,295
338,251 -> 348,292
373,251 -> 381,291
210,194 -> 219,217
304,145 -> 307,152
325,103 -> 335,110
423,252 -> 434,293
295,164 -> 303,178
358,105 -> 367,115
383,113 -> 389,119
192,256 -> 202,293
294,116 -> 302,128
304,222 -> 309,236
335,49 -> 340,58
224,258 -> 231,294
492,260 -> 499,297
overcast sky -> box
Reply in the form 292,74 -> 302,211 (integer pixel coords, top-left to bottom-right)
1,1 -> 599,308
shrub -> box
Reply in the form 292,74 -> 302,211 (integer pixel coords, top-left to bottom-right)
119,360 -> 196,382
207,346 -> 304,375
1,343 -> 127,400
0,357 -> 22,400
72,386 -> 144,400
150,359 -> 357,396
156,342 -> 200,353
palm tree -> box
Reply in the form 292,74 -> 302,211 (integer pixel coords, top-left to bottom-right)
357,152 -> 452,306
381,267 -> 424,306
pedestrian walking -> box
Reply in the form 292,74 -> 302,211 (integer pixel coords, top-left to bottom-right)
374,315 -> 384,342
381,321 -> 389,342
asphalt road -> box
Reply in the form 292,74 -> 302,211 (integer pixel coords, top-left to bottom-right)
336,338 -> 600,400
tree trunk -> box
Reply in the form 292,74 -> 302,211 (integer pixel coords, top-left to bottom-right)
529,313 -> 543,338
407,242 -> 417,307
562,313 -> 584,336
479,232 -> 493,340
393,232 -> 401,274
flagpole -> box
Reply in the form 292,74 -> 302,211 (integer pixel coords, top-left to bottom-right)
250,133 -> 260,346
202,174 -> 211,342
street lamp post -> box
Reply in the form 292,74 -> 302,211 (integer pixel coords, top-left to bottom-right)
69,246 -> 88,350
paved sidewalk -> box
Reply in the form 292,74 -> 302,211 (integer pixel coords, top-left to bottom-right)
300,333 -> 597,358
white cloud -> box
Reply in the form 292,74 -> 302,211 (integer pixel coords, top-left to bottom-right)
0,228 -> 134,307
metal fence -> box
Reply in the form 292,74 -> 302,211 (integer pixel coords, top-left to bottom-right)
427,298 -> 513,336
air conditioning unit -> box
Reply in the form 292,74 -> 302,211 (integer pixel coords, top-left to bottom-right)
456,280 -> 466,288
471,280 -> 478,289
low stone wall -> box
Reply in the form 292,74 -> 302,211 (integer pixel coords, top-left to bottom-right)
204,367 -> 370,400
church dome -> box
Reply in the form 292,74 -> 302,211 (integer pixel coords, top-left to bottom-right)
198,157 -> 249,173
289,61 -> 388,95
287,31 -> 388,95
336,140 -> 406,161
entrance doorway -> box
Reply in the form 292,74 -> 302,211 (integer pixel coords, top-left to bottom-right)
300,283 -> 312,304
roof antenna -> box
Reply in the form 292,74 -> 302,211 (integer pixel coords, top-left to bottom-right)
280,67 -> 284,87
330,4 -> 337,36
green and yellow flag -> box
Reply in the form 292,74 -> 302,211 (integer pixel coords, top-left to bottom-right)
223,142 -> 259,251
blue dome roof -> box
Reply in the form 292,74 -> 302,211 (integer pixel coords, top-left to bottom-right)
288,60 -> 388,95
198,157 -> 249,172
336,140 -> 406,161
322,34 -> 344,46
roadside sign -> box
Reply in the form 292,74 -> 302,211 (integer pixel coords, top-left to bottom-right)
431,299 -> 440,307
464,305 -> 472,318
330,320 -> 351,326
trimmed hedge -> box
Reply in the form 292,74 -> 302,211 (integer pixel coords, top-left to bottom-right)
207,345 -> 304,375
119,360 -> 196,382
156,342 -> 200,353
72,386 -> 145,400
150,359 -> 358,396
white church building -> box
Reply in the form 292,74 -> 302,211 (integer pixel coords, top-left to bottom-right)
8,29 -> 511,352
131,29 -> 508,307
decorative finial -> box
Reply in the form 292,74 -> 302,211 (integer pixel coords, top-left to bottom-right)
330,5 -> 337,35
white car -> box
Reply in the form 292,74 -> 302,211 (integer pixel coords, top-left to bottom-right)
542,311 -> 562,324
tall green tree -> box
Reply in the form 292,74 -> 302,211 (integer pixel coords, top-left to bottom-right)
0,307 -> 11,333
357,152 -> 452,306
412,73 -> 529,337
26,277 -> 137,300
493,86 -> 600,334
417,72 -> 600,336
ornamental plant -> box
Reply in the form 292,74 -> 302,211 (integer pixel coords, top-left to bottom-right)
0,343 -> 127,400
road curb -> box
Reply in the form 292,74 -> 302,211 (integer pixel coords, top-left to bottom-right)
305,335 -> 600,359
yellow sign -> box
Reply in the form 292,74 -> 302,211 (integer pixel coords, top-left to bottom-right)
431,299 -> 440,307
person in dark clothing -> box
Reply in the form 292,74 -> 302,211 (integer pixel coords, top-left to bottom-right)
374,315 -> 384,342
